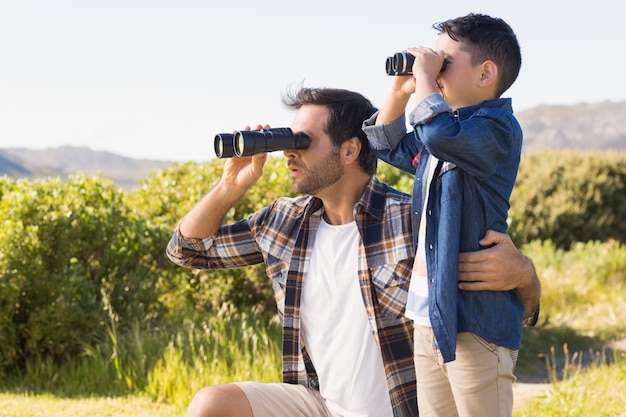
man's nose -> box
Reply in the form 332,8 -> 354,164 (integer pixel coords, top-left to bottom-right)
283,148 -> 297,158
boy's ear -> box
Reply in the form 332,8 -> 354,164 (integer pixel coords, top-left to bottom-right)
479,60 -> 498,87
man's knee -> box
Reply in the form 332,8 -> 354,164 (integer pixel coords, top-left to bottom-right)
187,384 -> 253,417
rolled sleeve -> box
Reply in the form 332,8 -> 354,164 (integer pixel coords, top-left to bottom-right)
409,93 -> 451,125
165,226 -> 216,268
362,111 -> 409,150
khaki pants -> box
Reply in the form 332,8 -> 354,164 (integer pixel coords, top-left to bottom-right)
413,326 -> 516,417
235,381 -> 341,417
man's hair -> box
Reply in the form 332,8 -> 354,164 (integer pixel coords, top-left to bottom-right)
434,13 -> 522,97
282,87 -> 378,175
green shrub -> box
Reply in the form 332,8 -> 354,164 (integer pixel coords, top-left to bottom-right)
509,151 -> 626,248
375,161 -> 413,194
0,175 -> 167,371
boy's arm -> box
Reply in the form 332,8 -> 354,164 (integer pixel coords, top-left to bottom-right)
378,47 -> 445,126
376,83 -> 413,126
362,114 -> 420,174
457,230 -> 541,326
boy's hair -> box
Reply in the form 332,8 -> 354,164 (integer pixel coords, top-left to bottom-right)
282,87 -> 378,175
434,13 -> 522,97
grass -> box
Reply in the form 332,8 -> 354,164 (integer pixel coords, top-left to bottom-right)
511,239 -> 626,416
1,240 -> 625,416
0,393 -> 180,417
0,305 -> 282,415
515,239 -> 626,378
514,349 -> 626,416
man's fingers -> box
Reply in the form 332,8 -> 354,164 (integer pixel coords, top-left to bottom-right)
459,276 -> 508,291
458,280 -> 489,291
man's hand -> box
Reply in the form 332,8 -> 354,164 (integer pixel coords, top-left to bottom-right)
458,230 -> 541,325
220,124 -> 269,192
178,125 -> 269,240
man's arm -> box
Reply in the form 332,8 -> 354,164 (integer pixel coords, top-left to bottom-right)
178,126 -> 268,239
458,230 -> 541,326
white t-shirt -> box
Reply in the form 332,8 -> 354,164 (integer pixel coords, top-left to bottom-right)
300,218 -> 393,417
405,156 -> 439,327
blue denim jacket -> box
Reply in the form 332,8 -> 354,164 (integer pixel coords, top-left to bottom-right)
363,94 -> 524,362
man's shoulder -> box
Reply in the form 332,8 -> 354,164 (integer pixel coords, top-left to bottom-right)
371,177 -> 411,202
257,194 -> 320,221
364,177 -> 412,220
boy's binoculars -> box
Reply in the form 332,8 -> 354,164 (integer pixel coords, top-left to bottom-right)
385,51 -> 448,76
214,128 -> 310,158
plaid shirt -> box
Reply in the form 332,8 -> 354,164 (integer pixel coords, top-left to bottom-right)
167,176 -> 418,417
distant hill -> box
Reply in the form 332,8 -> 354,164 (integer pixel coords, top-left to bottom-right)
0,146 -> 172,190
516,100 -> 626,153
0,149 -> 67,178
0,151 -> 36,177
1,101 -> 624,189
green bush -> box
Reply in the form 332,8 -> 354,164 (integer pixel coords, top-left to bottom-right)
375,160 -> 413,194
509,151 -> 626,248
0,175 -> 167,371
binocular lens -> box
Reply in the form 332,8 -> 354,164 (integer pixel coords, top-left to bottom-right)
214,133 -> 235,158
385,51 -> 448,76
235,133 -> 245,156
385,56 -> 394,76
213,128 -> 310,158
393,52 -> 412,74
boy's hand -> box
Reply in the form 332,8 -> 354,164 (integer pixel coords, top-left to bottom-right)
407,47 -> 446,78
407,47 -> 446,102
389,72 -> 416,97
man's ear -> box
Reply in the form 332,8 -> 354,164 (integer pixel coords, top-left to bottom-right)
479,60 -> 498,87
342,137 -> 361,165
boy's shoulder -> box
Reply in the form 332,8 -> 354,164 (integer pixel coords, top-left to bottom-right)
458,98 -> 521,130
459,97 -> 513,116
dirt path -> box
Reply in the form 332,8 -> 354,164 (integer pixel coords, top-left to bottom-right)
513,337 -> 626,410
513,380 -> 551,410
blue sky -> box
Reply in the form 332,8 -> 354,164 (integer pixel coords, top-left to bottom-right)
0,0 -> 623,161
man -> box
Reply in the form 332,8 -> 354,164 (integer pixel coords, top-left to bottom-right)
166,87 -> 540,417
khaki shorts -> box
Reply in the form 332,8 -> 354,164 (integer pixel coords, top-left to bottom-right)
235,381 -> 340,417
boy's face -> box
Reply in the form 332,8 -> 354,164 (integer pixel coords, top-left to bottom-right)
435,33 -> 487,110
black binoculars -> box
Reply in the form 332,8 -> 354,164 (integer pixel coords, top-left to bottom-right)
214,127 -> 310,158
385,51 -> 448,76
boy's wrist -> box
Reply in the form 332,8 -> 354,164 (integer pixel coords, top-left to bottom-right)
388,87 -> 412,102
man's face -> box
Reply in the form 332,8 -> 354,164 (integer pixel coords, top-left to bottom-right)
284,104 -> 344,196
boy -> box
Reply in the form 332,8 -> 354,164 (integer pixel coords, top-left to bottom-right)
363,13 -> 524,417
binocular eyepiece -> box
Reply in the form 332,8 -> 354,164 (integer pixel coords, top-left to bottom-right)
385,51 -> 448,76
214,127 -> 310,158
